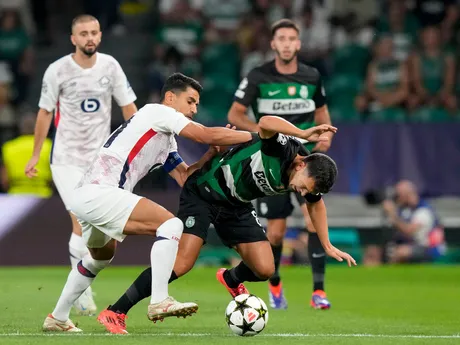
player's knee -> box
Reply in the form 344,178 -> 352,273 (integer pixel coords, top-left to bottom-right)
78,254 -> 112,277
173,259 -> 194,277
267,231 -> 284,246
157,217 -> 183,242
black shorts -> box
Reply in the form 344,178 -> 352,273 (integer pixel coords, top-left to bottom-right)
177,183 -> 268,248
256,192 -> 305,219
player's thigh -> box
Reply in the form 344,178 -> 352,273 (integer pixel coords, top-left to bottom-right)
174,233 -> 205,277
69,212 -> 82,235
51,165 -> 85,211
124,198 -> 174,235
70,184 -> 144,243
216,207 -> 273,279
177,184 -> 213,246
79,218 -> 116,259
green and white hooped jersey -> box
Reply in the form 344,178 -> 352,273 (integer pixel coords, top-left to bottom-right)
192,133 -> 309,206
234,60 -> 327,133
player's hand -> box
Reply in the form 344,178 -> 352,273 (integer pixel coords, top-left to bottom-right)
302,124 -> 337,142
25,155 -> 39,178
325,245 -> 357,267
312,140 -> 331,153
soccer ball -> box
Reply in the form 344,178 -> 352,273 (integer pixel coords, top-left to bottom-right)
225,294 -> 269,336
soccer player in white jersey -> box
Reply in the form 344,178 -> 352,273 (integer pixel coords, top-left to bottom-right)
42,73 -> 254,333
24,15 -> 138,315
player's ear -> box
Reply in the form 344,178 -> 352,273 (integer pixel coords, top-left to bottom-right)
295,160 -> 307,171
270,40 -> 275,50
70,34 -> 76,47
165,90 -> 175,104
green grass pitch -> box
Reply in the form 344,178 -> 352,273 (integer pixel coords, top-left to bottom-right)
0,265 -> 458,345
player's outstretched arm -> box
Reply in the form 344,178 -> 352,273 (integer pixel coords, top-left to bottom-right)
167,147 -> 218,187
25,108 -> 53,178
227,102 -> 259,132
179,122 -> 252,146
307,199 -> 357,267
258,116 -> 337,141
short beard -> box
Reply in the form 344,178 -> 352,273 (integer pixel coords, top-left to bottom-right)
80,45 -> 98,57
276,49 -> 298,65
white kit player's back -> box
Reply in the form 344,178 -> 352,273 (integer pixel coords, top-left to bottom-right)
79,103 -> 191,192
38,53 -> 136,167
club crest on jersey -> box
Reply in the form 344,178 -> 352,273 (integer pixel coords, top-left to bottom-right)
300,85 -> 309,99
185,216 -> 195,228
288,86 -> 296,96
99,76 -> 110,87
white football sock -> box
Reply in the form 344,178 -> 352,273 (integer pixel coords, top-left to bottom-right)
68,233 -> 94,299
150,217 -> 183,304
52,255 -> 110,321
69,233 -> 89,269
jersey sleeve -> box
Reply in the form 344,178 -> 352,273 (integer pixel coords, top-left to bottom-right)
38,64 -> 59,112
313,75 -> 327,108
304,193 -> 322,203
234,69 -> 260,107
112,59 -> 137,106
260,133 -> 297,159
147,105 -> 191,134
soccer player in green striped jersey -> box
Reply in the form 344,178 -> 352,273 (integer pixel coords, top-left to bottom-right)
97,116 -> 356,334
228,18 -> 334,310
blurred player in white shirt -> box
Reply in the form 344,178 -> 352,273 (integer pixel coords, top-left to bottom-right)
42,73 -> 253,332
25,15 -> 138,315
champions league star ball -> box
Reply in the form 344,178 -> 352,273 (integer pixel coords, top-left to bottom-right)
225,294 -> 269,336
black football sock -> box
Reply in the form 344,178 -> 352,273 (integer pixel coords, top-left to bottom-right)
109,268 -> 179,314
269,243 -> 282,286
224,261 -> 265,288
308,232 -> 326,292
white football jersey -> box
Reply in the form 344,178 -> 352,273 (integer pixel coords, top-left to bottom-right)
38,53 -> 137,167
79,104 -> 191,192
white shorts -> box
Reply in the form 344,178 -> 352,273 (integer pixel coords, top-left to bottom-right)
51,165 -> 86,210
69,184 -> 143,248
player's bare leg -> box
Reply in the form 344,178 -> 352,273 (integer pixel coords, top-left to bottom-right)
266,218 -> 288,309
217,241 -> 274,297
99,233 -> 203,333
43,240 -> 116,332
68,212 -> 97,315
123,198 -> 198,323
300,204 -> 330,309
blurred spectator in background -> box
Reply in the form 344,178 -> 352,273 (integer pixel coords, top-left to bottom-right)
0,61 -> 15,144
146,45 -> 183,103
0,0 -> 35,36
1,113 -> 52,197
355,36 -> 409,119
83,0 -> 126,36
376,1 -> 420,62
156,0 -> 203,58
364,180 -> 446,265
240,29 -> 273,78
413,0 -> 458,43
201,0 -> 250,32
297,5 -> 332,77
409,26 -> 456,114
0,8 -> 33,106
330,0 -> 379,48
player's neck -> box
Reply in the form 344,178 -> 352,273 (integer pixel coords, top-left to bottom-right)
275,57 -> 298,75
72,51 -> 98,69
